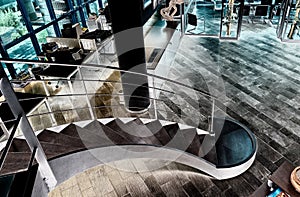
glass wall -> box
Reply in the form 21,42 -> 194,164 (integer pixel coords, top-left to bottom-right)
0,6 -> 28,45
36,26 -> 56,44
0,0 -> 102,79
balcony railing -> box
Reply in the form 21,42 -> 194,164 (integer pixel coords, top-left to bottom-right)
0,58 -> 257,192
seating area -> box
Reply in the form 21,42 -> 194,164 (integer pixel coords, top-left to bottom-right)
243,4 -> 270,23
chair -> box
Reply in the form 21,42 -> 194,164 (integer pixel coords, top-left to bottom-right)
254,5 -> 269,23
187,13 -> 205,34
255,5 -> 269,16
242,5 -> 251,22
213,0 -> 223,11
243,5 -> 251,16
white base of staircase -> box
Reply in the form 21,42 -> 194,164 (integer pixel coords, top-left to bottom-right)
31,143 -> 256,196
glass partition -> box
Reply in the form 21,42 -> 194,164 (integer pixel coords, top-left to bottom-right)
183,0 -> 223,36
277,0 -> 300,42
220,0 -> 243,39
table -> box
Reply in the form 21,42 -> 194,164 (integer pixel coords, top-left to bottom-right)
38,65 -> 78,94
270,161 -> 300,197
250,161 -> 300,197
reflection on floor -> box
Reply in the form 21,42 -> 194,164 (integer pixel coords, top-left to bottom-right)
49,159 -> 215,197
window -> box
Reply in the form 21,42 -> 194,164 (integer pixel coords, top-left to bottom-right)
32,0 -> 52,29
7,38 -> 36,78
0,0 -> 100,77
36,26 -> 56,45
7,38 -> 36,60
52,0 -> 69,18
0,7 -> 28,45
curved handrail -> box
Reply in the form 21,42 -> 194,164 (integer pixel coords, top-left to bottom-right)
0,93 -> 211,132
0,58 -> 217,135
0,58 -> 257,183
0,58 -> 216,99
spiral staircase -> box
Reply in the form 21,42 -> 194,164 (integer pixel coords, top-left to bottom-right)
0,59 -> 257,196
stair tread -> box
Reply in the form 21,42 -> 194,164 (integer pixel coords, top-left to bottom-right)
59,123 -> 113,147
180,128 -> 205,156
11,139 -> 31,152
85,120 -> 132,145
203,146 -> 217,165
104,119 -> 148,144
163,123 -> 180,138
162,123 -> 207,156
39,141 -> 85,156
145,120 -> 172,145
1,152 -> 32,164
125,118 -> 162,145
59,124 -> 80,138
76,124 -> 115,147
0,152 -> 32,175
38,130 -> 85,148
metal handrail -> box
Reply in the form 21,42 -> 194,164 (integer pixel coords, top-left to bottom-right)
0,58 -> 215,99
0,58 -> 216,136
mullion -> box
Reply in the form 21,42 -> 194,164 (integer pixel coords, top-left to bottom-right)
16,0 -> 41,55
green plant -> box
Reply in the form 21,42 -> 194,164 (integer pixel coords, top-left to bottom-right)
11,32 -> 20,40
0,8 -> 21,27
37,29 -> 48,43
17,26 -> 27,36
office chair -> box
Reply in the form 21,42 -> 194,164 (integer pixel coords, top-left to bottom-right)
254,5 -> 269,23
243,5 -> 251,16
187,13 -> 205,34
242,5 -> 251,22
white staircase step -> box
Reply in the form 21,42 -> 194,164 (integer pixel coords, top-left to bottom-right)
97,118 -> 116,125
47,123 -> 71,133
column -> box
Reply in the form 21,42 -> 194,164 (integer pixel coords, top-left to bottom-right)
108,0 -> 150,113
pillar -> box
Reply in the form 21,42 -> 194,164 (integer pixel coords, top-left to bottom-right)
108,0 -> 150,113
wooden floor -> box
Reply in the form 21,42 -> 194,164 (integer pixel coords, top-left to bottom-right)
49,159 -> 221,197
48,21 -> 300,197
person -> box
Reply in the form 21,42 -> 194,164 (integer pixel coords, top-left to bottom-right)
103,4 -> 112,23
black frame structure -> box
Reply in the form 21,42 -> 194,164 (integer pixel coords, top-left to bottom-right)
277,0 -> 300,42
219,0 -> 244,40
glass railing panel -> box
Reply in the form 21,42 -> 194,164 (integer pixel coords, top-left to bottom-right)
79,67 -> 121,95
44,95 -> 92,125
27,100 -> 55,132
151,75 -> 213,131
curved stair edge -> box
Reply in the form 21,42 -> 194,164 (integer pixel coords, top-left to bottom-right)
1,117 -> 257,195
46,144 -> 257,184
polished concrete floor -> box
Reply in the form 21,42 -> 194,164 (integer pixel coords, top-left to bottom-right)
48,15 -> 300,197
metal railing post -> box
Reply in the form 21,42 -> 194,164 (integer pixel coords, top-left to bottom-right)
41,76 -> 50,97
152,76 -> 158,120
44,99 -> 57,125
0,117 -> 10,140
78,66 -> 95,120
210,99 -> 216,136
0,77 -> 57,190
